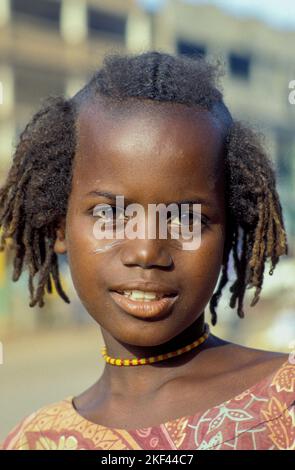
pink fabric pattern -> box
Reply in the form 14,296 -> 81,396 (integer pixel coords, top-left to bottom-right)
1,359 -> 294,450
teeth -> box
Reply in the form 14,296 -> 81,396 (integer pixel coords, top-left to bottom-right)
122,290 -> 163,301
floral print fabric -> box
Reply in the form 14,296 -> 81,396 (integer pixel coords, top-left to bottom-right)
1,360 -> 294,450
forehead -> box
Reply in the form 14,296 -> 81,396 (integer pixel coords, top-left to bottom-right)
73,99 -> 225,202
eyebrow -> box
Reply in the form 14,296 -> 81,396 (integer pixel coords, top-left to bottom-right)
85,190 -> 213,207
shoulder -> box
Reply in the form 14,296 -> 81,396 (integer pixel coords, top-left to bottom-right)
206,334 -> 290,378
205,338 -> 293,397
232,344 -> 291,384
234,348 -> 295,450
221,344 -> 294,405
215,339 -> 290,375
1,396 -> 74,450
194,345 -> 294,450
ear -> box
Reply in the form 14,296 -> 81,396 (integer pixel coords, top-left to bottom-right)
54,218 -> 67,254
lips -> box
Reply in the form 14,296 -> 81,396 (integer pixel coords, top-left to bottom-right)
109,290 -> 179,321
109,281 -> 179,297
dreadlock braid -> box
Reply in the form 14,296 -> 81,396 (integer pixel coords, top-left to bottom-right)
208,121 -> 288,324
0,96 -> 77,307
0,51 -> 288,324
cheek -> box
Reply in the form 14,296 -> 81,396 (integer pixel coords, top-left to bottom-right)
181,227 -> 225,301
65,214 -> 108,296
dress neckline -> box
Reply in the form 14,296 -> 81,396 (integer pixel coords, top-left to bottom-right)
67,358 -> 290,433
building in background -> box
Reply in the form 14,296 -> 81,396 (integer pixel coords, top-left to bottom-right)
0,0 -> 133,179
0,0 -> 294,337
129,0 -> 295,244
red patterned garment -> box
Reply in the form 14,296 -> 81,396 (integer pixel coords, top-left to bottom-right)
1,359 -> 294,450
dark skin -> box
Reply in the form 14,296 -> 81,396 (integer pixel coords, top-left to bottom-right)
54,99 -> 288,430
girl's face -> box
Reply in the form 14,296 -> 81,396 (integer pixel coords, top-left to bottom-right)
54,100 -> 226,347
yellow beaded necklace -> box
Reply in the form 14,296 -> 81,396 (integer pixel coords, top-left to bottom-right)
101,322 -> 210,366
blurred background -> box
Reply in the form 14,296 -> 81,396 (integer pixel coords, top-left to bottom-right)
0,0 -> 294,441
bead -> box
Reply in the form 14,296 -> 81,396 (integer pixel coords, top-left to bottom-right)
101,323 -> 210,367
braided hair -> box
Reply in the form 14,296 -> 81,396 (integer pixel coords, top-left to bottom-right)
0,51 -> 288,325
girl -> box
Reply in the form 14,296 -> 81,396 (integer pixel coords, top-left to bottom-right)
0,51 -> 294,451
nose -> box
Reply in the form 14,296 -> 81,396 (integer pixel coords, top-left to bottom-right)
120,238 -> 173,269
119,209 -> 173,268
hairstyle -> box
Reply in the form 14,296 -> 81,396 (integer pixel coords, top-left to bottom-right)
0,51 -> 288,325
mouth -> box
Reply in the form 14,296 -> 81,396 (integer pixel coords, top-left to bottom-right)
109,290 -> 179,321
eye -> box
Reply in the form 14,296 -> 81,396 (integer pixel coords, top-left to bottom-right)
92,204 -> 114,219
89,204 -> 127,223
169,210 -> 208,227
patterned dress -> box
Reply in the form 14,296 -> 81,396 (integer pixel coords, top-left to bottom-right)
1,359 -> 294,450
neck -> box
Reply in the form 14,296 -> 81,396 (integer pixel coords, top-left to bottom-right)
98,314 -> 217,398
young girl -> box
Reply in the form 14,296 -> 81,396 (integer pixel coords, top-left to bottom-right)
0,51 -> 294,451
